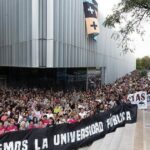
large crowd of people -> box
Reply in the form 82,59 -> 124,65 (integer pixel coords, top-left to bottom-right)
0,70 -> 149,135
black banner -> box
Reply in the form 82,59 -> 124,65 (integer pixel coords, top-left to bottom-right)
83,2 -> 97,18
0,104 -> 137,150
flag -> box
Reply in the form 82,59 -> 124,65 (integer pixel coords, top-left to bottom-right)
83,0 -> 100,40
83,2 -> 97,18
85,18 -> 100,34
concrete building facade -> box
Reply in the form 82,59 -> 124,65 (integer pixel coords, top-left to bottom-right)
0,0 -> 135,89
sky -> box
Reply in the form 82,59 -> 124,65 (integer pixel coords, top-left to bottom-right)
98,0 -> 150,58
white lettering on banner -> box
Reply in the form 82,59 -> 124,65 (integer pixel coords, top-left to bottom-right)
53,111 -> 132,146
54,135 -> 60,146
81,129 -> 85,140
77,130 -> 81,141
35,138 -> 48,150
14,141 -> 21,150
22,140 -> 28,150
35,139 -> 40,150
53,121 -> 104,146
4,142 -> 13,150
126,112 -> 132,121
85,127 -> 89,138
128,91 -> 147,109
0,140 -> 28,150
42,138 -> 48,149
67,133 -> 70,143
106,111 -> 131,129
70,132 -> 75,143
61,133 -> 67,145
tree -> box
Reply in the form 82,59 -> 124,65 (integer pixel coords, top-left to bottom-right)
136,58 -> 142,69
104,0 -> 150,53
136,56 -> 150,70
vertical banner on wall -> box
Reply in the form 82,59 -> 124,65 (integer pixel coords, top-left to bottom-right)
83,0 -> 100,40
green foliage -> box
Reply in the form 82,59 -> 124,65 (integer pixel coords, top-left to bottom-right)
104,0 -> 150,53
140,70 -> 147,77
136,58 -> 142,69
136,56 -> 150,70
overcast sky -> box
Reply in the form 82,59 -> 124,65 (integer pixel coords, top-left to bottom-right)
98,0 -> 150,58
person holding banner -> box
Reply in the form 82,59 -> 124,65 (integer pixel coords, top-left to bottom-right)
0,70 -> 149,135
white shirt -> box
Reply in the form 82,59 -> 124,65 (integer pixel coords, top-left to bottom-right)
47,113 -> 54,119
79,112 -> 87,119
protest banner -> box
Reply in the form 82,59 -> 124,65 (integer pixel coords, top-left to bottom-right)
0,104 -> 137,150
128,91 -> 147,109
147,71 -> 150,81
147,94 -> 150,106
